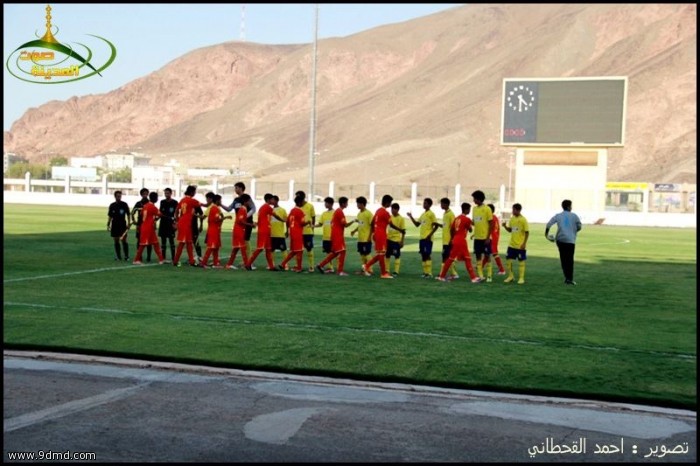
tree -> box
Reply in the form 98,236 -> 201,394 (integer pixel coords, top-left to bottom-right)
5,163 -> 50,179
49,156 -> 69,166
110,167 -> 132,183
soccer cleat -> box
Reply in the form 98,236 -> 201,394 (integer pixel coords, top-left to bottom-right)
124,257 -> 130,262
496,270 -> 507,275
225,264 -> 237,270
308,267 -> 315,273
422,274 -> 433,279
159,260 -> 166,265
471,277 -> 482,283
244,265 -> 253,271
292,267 -> 303,273
277,264 -> 287,271
486,277 -> 492,283
451,274 -> 460,280
435,276 -> 447,282
361,265 -> 372,277
380,273 -> 394,279
200,264 -> 208,269
114,257 -> 120,261
132,260 -> 143,265
251,265 -> 257,270
392,272 -> 399,276
565,280 -> 577,286
503,276 -> 514,283
337,271 -> 349,276
518,278 -> 525,285
316,265 -> 325,274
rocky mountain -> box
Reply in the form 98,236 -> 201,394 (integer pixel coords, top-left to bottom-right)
4,4 -> 696,187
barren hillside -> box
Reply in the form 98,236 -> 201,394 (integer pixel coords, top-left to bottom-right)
4,4 -> 696,187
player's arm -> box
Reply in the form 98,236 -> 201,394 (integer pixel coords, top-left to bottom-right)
521,230 -> 530,250
406,212 -> 420,227
426,222 -> 439,241
502,220 -> 512,233
485,216 -> 494,242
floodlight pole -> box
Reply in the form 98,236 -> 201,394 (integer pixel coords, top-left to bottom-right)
308,4 -> 319,200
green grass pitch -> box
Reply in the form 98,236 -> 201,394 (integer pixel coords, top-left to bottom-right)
3,204 -> 696,409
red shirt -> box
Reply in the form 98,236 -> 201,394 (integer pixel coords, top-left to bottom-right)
288,207 -> 305,251
232,206 -> 248,247
372,208 -> 391,237
140,202 -> 160,244
176,196 -> 201,232
451,214 -> 473,247
330,207 -> 347,250
257,203 -> 273,234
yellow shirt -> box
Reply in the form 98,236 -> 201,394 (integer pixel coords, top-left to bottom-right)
270,206 -> 288,238
356,209 -> 373,242
441,209 -> 455,245
472,204 -> 493,240
388,215 -> 406,243
418,210 -> 437,240
301,202 -> 316,235
320,210 -> 333,240
507,214 -> 530,249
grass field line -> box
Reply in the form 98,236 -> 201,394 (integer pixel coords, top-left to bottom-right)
3,264 -> 159,284
5,301 -> 695,361
586,238 -> 631,246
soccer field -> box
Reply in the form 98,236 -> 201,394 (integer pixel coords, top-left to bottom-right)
3,204 -> 697,409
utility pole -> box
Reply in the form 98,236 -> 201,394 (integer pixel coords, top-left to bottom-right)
308,4 -> 319,200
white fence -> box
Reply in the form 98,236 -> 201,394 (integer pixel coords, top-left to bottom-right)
3,175 -> 696,228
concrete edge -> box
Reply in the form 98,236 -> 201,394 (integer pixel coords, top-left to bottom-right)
4,350 -> 696,419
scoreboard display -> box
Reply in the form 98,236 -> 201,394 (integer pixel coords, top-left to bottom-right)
501,77 -> 627,146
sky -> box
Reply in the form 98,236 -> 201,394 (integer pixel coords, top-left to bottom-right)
3,3 -> 462,131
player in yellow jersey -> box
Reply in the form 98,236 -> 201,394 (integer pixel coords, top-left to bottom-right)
386,203 -> 406,276
407,198 -> 439,278
295,190 -> 317,272
437,197 -> 459,280
501,203 -> 529,284
315,197 -> 337,273
350,196 -> 374,274
470,190 -> 494,282
269,195 -> 288,265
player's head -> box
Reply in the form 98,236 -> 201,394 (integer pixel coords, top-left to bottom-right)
139,188 -> 149,197
294,194 -> 305,207
295,190 -> 306,200
263,193 -> 274,203
205,191 -> 215,202
163,187 -> 172,198
512,203 -> 522,215
239,193 -> 252,206
562,199 -> 572,211
185,185 -> 197,196
471,190 -> 485,204
381,194 -> 393,207
324,197 -> 334,209
440,197 -> 450,210
356,196 -> 367,209
461,202 -> 471,215
391,203 -> 400,215
271,195 -> 280,206
487,203 -> 495,213
423,198 -> 433,210
234,182 -> 246,195
338,196 -> 349,208
114,190 -> 122,199
214,194 -> 222,205
148,192 -> 158,203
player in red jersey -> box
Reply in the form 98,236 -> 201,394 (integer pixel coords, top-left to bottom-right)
315,196 -> 355,276
225,194 -> 254,269
278,195 -> 308,272
362,194 -> 394,279
482,203 -> 506,276
436,202 -> 480,282
245,193 -> 284,271
200,194 -> 231,268
133,192 -> 166,264
173,185 -> 203,266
